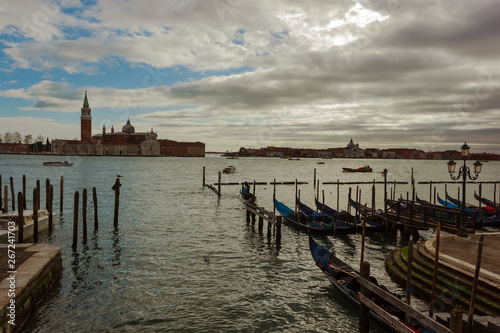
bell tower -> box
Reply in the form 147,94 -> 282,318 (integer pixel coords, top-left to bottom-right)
81,91 -> 92,143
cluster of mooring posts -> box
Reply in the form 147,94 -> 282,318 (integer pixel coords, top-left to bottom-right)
203,166 -> 500,332
0,174 -> 122,247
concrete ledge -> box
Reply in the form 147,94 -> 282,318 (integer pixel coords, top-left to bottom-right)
424,234 -> 500,288
0,243 -> 62,333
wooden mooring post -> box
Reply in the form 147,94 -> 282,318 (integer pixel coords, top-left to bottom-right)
82,188 -> 87,241
203,166 -> 206,186
73,191 -> 79,248
218,172 -> 221,198
3,185 -> 7,214
429,221 -> 441,318
10,176 -> 15,211
93,187 -> 98,230
36,179 -> 40,210
45,178 -> 50,210
17,192 -> 24,243
0,175 -> 2,212
22,175 -> 26,209
48,185 -> 54,233
33,188 -> 39,243
60,176 -> 64,212
405,240 -> 414,327
112,178 -> 121,228
359,261 -> 371,333
467,235 -> 485,333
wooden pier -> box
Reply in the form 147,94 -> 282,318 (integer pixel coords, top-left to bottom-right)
244,201 -> 282,242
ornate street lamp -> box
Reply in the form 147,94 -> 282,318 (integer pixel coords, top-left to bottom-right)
447,142 -> 482,237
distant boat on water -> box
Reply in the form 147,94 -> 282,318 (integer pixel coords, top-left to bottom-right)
342,165 -> 372,172
43,161 -> 74,166
223,166 -> 236,174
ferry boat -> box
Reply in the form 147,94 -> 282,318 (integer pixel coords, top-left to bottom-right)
342,165 -> 372,172
0,209 -> 56,242
43,161 -> 73,166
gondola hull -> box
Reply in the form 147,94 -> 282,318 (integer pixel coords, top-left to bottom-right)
275,199 -> 333,235
309,237 -> 421,333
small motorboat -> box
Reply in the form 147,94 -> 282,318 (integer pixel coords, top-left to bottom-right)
0,209 -> 56,242
43,161 -> 74,166
223,166 -> 236,174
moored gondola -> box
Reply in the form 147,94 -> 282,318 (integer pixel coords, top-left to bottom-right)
274,199 -> 333,234
309,236 -> 430,332
298,199 -> 356,233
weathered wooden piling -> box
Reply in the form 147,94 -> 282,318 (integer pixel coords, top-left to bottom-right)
313,168 -> 316,189
276,216 -> 282,243
93,187 -> 98,230
73,191 -> 79,248
336,179 -> 340,211
0,175 -> 2,212
112,178 -> 121,228
360,210 -> 367,264
45,178 -> 50,210
252,180 -> 256,201
33,188 -> 39,243
22,175 -> 26,209
10,176 -> 15,211
17,192 -> 24,243
359,261 -> 371,333
405,240 -> 414,326
60,176 -> 64,212
82,188 -> 87,241
429,221 -> 441,318
217,172 -> 221,197
450,309 -> 463,333
48,185 -> 54,232
273,178 -> 276,215
467,235 -> 484,332
3,185 -> 7,213
203,166 -> 206,186
36,179 -> 40,210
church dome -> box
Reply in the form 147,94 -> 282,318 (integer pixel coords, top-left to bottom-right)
347,138 -> 356,148
122,119 -> 135,134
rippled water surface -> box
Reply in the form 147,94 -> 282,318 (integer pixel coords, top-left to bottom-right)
1,155 -> 498,332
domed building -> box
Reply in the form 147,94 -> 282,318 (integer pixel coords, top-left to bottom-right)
344,138 -> 365,158
122,119 -> 135,134
51,91 -> 204,157
92,118 -> 160,156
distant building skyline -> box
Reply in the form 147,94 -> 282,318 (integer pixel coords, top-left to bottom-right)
0,92 -> 205,157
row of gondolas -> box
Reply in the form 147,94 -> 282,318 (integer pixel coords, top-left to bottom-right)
241,187 -> 500,332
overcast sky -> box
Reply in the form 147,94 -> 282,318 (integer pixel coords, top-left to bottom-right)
0,0 -> 499,153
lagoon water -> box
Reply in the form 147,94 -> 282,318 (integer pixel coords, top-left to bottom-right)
1,154 -> 499,332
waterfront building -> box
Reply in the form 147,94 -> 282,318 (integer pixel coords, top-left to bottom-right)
158,140 -> 205,157
51,91 -> 204,157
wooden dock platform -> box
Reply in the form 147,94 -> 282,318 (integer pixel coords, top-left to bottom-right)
0,243 -> 62,332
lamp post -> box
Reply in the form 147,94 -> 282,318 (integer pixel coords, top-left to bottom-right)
447,143 -> 483,237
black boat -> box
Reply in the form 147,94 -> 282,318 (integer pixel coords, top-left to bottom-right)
297,200 -> 356,233
274,199 -> 333,234
474,191 -> 500,210
309,236 -> 428,332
